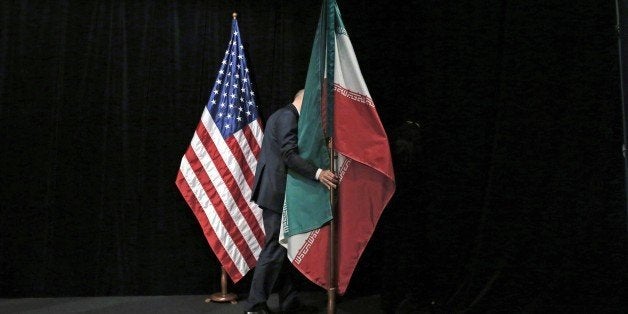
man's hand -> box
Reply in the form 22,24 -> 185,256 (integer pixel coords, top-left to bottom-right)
318,169 -> 338,189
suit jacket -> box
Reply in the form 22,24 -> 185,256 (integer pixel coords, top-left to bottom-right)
251,103 -> 318,213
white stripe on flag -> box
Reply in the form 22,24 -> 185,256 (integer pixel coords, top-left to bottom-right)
233,129 -> 258,178
200,110 -> 255,198
179,157 -> 251,276
250,119 -> 264,148
198,111 -> 264,249
191,117 -> 262,257
281,229 -> 320,265
232,128 -> 264,228
334,33 -> 371,98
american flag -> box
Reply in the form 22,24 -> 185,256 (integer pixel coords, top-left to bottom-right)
175,16 -> 265,283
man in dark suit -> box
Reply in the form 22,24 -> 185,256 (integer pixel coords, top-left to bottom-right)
243,89 -> 338,314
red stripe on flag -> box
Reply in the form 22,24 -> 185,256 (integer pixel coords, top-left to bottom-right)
196,123 -> 266,250
292,227 -> 330,289
175,170 -> 243,283
242,123 -> 261,163
184,144 -> 258,269
336,160 -> 394,294
334,85 -> 394,180
224,135 -> 265,245
224,133 -> 255,189
333,89 -> 395,294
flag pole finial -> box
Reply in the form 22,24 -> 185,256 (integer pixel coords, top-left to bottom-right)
232,12 -> 237,19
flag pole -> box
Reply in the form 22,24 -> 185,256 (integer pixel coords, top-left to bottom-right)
205,12 -> 240,305
205,267 -> 238,304
322,1 -> 338,312
328,138 -> 338,314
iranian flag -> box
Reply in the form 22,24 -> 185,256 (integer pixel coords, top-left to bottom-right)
280,0 -> 395,295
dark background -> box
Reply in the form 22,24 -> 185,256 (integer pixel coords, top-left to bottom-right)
2,0 -> 627,312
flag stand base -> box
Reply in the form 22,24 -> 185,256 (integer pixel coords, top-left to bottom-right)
205,267 -> 238,304
205,292 -> 237,304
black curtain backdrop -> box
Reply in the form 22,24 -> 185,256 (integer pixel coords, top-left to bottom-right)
1,0 -> 626,312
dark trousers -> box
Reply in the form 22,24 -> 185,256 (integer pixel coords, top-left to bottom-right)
243,209 -> 298,311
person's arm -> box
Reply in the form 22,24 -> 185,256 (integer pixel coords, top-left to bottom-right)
276,110 -> 318,179
276,110 -> 338,189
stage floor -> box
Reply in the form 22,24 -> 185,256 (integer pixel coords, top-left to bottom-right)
0,292 -> 384,313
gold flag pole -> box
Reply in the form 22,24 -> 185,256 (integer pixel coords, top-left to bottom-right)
205,267 -> 238,304
205,12 -> 240,306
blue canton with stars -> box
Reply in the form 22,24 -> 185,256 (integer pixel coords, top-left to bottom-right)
207,18 -> 259,139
